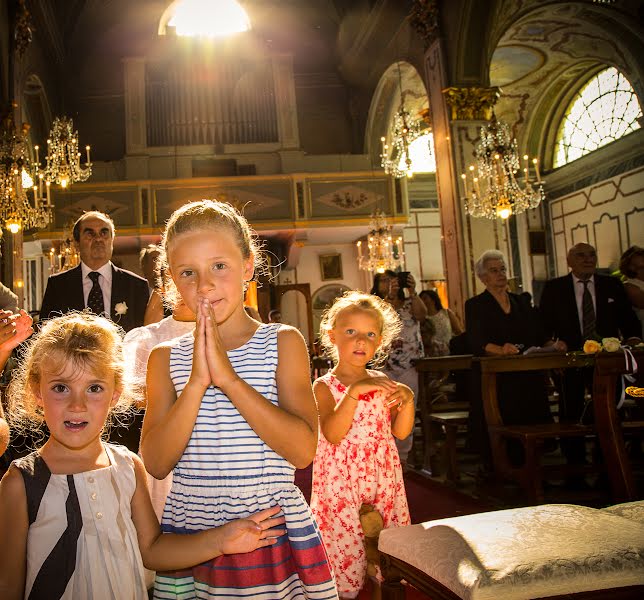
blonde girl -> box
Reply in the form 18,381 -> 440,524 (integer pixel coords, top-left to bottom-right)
0,312 -> 284,600
140,200 -> 337,599
310,291 -> 414,599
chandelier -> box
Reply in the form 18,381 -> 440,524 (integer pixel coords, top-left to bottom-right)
0,107 -> 53,233
461,114 -> 544,219
356,210 -> 405,274
380,62 -> 423,179
43,117 -> 92,188
48,229 -> 80,274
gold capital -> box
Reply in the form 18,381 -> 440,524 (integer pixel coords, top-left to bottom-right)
442,87 -> 500,121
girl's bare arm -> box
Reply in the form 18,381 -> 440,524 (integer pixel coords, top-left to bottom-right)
315,379 -> 358,445
140,344 -> 207,479
388,383 -> 415,440
0,466 -> 28,600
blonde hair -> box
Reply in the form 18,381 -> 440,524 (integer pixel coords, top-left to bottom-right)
318,291 -> 402,367
158,199 -> 268,307
6,311 -> 139,443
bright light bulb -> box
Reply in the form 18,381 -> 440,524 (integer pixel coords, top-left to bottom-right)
60,178 -> 68,188
6,219 -> 21,233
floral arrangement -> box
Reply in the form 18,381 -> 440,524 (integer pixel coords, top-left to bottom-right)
583,337 -> 621,354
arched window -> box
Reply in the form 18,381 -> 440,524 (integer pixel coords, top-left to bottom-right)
554,67 -> 642,167
398,133 -> 436,174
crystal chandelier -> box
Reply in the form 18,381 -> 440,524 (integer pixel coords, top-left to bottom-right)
461,114 -> 545,219
356,210 -> 405,274
43,116 -> 92,188
48,228 -> 80,274
0,107 -> 53,233
380,62 -> 423,179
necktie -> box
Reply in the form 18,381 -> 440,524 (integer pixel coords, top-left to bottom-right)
87,271 -> 106,316
581,279 -> 595,339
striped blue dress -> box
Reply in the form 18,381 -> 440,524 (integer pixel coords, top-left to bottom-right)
154,323 -> 338,599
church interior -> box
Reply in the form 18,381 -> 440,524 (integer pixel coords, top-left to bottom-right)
1,1 -> 644,599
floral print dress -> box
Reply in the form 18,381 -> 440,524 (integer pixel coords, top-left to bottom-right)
310,371 -> 410,599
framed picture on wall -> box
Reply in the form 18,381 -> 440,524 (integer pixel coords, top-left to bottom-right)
319,253 -> 343,280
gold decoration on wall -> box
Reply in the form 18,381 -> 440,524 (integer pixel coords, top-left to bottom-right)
410,0 -> 440,48
442,87 -> 500,121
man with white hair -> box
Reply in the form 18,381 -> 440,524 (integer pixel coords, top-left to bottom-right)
539,242 -> 641,473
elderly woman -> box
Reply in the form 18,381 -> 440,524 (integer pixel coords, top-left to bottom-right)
371,270 -> 427,468
465,250 -> 562,466
620,246 -> 644,334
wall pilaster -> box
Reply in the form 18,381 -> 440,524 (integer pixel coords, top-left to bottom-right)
123,57 -> 147,155
271,54 -> 300,150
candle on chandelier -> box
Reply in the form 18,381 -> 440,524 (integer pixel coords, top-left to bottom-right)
532,158 -> 541,183
49,248 -> 55,270
523,155 -> 529,184
46,181 -> 51,204
461,173 -> 468,198
35,144 -> 40,165
86,145 -> 91,164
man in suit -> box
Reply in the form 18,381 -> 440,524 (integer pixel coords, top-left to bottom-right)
539,242 -> 641,468
40,211 -> 150,333
39,211 -> 150,451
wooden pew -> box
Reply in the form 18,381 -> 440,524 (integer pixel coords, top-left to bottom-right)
415,355 -> 472,476
592,350 -> 644,502
479,352 -> 596,503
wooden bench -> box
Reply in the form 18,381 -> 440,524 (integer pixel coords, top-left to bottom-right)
592,350 -> 644,502
428,411 -> 468,483
480,352 -> 597,503
415,356 -> 472,475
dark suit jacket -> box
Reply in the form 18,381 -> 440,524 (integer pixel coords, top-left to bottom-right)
539,273 -> 641,351
39,264 -> 150,332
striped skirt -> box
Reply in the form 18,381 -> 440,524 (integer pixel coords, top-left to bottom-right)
153,478 -> 338,599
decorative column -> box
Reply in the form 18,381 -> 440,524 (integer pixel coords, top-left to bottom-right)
443,86 -> 514,297
123,57 -> 149,179
271,54 -> 300,150
411,1 -> 512,309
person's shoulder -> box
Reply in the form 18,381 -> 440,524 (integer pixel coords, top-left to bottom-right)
465,291 -> 487,308
275,324 -> 308,352
0,463 -> 26,499
105,442 -> 138,465
543,274 -> 571,288
46,265 -> 80,282
112,265 -> 148,284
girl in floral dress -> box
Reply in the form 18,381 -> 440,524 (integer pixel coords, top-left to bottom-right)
310,291 -> 414,599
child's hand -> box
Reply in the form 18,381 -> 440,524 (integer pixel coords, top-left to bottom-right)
348,375 -> 398,400
189,301 -> 213,389
385,383 -> 414,412
219,505 -> 286,555
0,309 -> 33,353
201,299 -> 239,389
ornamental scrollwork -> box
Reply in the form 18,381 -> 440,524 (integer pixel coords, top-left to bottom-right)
410,0 -> 440,48
442,87 -> 500,121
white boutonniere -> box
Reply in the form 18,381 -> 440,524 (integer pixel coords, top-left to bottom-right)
114,301 -> 128,320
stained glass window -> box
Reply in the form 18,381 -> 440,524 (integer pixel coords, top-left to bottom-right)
554,67 -> 642,167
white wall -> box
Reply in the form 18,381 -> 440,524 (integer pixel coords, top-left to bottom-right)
549,165 -> 644,275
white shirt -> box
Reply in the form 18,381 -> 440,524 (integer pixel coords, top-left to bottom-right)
572,273 -> 596,333
80,261 -> 113,315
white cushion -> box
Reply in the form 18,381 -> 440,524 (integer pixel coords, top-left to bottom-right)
601,500 -> 644,525
379,504 -> 644,600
